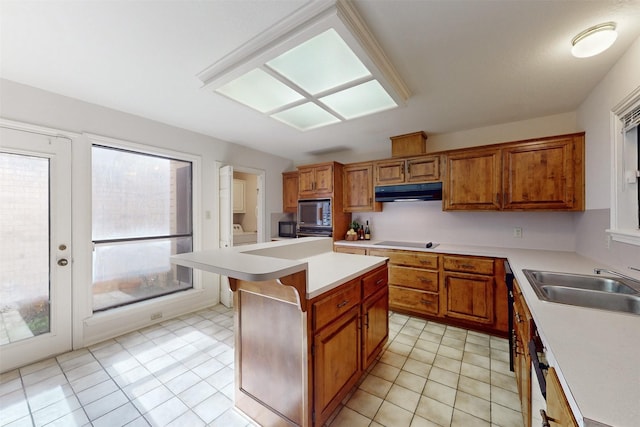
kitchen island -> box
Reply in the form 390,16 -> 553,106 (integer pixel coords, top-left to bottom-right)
172,237 -> 389,426
335,239 -> 640,427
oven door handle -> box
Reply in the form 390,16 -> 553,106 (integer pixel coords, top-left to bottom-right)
528,340 -> 548,399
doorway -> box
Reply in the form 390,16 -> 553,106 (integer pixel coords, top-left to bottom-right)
0,126 -> 72,372
218,164 -> 265,307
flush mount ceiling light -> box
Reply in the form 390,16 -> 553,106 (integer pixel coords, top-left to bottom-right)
571,22 -> 617,58
197,0 -> 410,131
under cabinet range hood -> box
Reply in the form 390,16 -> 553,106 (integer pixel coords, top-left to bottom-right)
374,182 -> 443,202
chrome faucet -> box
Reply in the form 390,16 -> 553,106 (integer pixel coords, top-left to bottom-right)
594,268 -> 640,283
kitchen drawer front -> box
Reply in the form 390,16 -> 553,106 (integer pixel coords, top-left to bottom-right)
443,255 -> 494,275
362,265 -> 388,297
389,265 -> 438,292
335,246 -> 367,255
370,249 -> 439,269
389,286 -> 438,315
313,279 -> 362,331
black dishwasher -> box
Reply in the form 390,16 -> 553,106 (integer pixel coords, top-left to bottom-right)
504,260 -> 515,372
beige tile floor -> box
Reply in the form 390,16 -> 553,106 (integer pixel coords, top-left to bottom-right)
0,305 -> 523,427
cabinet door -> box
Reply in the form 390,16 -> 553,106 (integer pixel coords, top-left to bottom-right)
362,286 -> 389,368
407,155 -> 440,182
375,159 -> 405,185
503,136 -> 583,210
314,305 -> 362,425
443,148 -> 501,210
314,164 -> 334,195
514,335 -> 531,427
298,167 -> 316,197
334,246 -> 367,255
444,272 -> 494,324
233,179 -> 246,213
545,367 -> 578,427
343,162 -> 381,212
282,171 -> 298,213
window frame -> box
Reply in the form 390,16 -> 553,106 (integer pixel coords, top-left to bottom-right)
608,86 -> 640,246
87,134 -> 203,310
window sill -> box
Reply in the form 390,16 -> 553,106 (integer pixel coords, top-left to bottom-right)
607,229 -> 640,246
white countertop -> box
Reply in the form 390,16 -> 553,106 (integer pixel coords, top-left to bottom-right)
335,240 -> 640,427
171,237 -> 388,300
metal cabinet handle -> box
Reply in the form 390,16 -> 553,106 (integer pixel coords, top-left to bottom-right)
540,409 -> 551,427
459,263 -> 474,269
419,277 -> 432,284
337,300 -> 349,308
375,279 -> 385,285
420,299 -> 433,305
57,259 -> 68,266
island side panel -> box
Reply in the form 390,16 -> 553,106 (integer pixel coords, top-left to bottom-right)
233,282 -> 309,426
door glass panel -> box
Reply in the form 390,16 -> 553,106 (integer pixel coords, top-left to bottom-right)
0,152 -> 50,344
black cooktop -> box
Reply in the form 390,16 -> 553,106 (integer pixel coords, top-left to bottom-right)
375,241 -> 438,249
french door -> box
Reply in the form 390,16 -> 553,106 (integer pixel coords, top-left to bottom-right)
0,126 -> 72,372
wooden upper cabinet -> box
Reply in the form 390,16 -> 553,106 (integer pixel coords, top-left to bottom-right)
374,159 -> 405,185
374,155 -> 440,186
343,162 -> 382,212
444,147 -> 502,210
407,156 -> 440,182
503,134 -> 584,211
282,171 -> 299,213
443,133 -> 585,211
298,163 -> 334,198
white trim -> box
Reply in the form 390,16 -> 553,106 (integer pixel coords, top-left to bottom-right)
0,117 -> 80,139
608,86 -> 640,247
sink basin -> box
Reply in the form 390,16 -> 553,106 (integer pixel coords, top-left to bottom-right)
526,270 -> 637,294
523,269 -> 640,315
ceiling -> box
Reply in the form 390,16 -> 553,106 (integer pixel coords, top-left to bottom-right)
2,0 -> 640,162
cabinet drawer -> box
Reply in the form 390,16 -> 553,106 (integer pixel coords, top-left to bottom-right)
389,286 -> 438,315
443,255 -> 494,275
369,249 -> 438,269
389,265 -> 438,292
313,279 -> 361,331
335,246 -> 367,255
362,266 -> 388,297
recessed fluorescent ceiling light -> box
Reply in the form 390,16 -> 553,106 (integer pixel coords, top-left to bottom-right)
320,80 -> 397,119
198,0 -> 409,131
216,68 -> 304,113
271,102 -> 341,131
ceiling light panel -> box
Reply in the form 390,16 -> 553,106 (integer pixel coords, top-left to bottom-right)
266,28 -> 371,95
215,68 -> 304,113
320,79 -> 397,119
271,102 -> 340,131
198,0 -> 410,131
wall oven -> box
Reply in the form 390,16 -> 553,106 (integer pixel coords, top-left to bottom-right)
297,199 -> 332,237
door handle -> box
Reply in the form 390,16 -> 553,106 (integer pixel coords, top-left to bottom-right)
57,259 -> 68,266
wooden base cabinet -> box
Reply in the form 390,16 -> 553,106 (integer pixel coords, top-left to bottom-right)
232,263 -> 388,427
313,304 -> 362,424
543,368 -> 578,427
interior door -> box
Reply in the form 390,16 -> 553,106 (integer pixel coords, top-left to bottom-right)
219,164 -> 234,307
0,126 -> 72,372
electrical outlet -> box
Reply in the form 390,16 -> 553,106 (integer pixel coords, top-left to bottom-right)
513,227 -> 523,238
205,210 -> 211,220
150,312 -> 163,320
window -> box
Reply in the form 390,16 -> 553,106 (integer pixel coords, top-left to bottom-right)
609,91 -> 640,245
92,145 -> 193,311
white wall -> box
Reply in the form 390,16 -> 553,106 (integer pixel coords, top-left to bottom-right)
0,79 -> 293,347
351,202 -> 576,251
574,35 -> 640,271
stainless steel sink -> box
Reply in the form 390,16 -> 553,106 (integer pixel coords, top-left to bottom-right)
526,270 -> 637,294
523,269 -> 640,315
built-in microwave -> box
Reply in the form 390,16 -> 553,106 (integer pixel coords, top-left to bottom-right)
297,199 -> 332,237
